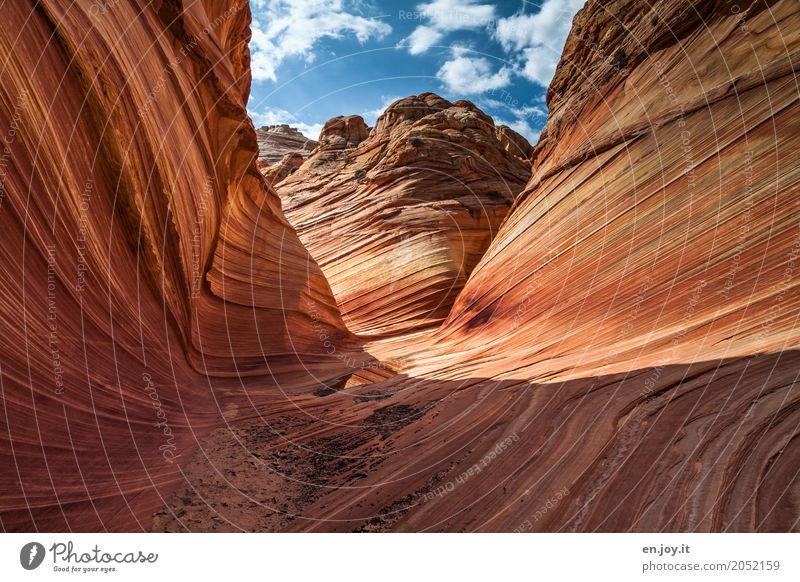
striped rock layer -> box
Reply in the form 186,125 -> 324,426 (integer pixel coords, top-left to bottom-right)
0,0 -> 362,531
157,0 -> 800,533
2,0 -> 800,534
255,124 -> 317,166
278,94 -> 532,336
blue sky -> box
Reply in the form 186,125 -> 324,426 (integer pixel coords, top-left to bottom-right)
247,0 -> 585,142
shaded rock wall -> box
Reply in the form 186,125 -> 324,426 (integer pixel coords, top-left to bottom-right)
0,0 -> 359,531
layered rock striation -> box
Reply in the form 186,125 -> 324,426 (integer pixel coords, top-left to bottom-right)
156,0 -> 800,533
261,151 -> 305,186
0,0 -> 361,531
278,94 -> 532,336
255,124 -> 318,165
2,0 -> 799,534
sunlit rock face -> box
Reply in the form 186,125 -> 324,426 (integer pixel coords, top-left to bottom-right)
255,124 -> 317,165
2,0 -> 799,535
157,0 -> 800,533
495,124 -> 534,160
0,0 -> 360,531
435,0 -> 800,381
261,151 -> 305,186
318,115 -> 371,153
382,0 -> 800,530
277,94 -> 532,336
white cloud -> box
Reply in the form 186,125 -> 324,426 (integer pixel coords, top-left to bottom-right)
250,0 -> 391,82
400,0 -> 495,54
406,26 -> 444,55
449,43 -> 472,57
520,46 -> 560,87
493,0 -> 584,87
248,106 -> 324,140
295,122 -> 325,141
494,0 -> 582,53
436,55 -> 511,94
479,97 -> 545,144
362,95 -> 402,125
420,0 -> 495,31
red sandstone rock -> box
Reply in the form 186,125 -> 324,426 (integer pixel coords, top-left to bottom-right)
261,152 -> 305,187
155,0 -> 800,533
0,0 -> 361,532
2,0 -> 799,535
277,94 -> 532,336
318,115 -> 370,152
495,124 -> 534,160
256,124 -> 318,165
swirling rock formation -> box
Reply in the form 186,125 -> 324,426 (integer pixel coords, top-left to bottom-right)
437,0 -> 800,382
261,152 -> 304,187
2,0 -> 799,534
277,94 -> 532,336
155,0 -> 800,533
318,115 -> 370,153
0,0 -> 362,531
255,124 -> 317,165
361,0 -> 800,531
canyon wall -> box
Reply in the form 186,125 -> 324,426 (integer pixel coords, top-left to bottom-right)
2,0 -> 798,533
367,0 -> 800,531
0,0 -> 359,531
158,0 -> 800,533
278,94 -> 532,336
430,0 -> 800,381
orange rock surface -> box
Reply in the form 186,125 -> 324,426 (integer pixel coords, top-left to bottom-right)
261,152 -> 305,187
0,0 -> 362,531
2,0 -> 799,534
255,124 -> 317,165
156,0 -> 800,533
278,94 -> 532,336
